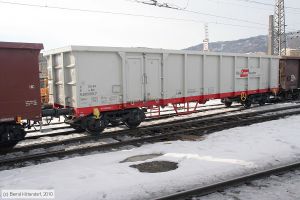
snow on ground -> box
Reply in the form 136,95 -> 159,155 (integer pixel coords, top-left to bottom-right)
201,170 -> 300,200
202,99 -> 222,105
1,114 -> 300,200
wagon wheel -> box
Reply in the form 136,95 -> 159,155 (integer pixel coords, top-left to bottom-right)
124,116 -> 143,129
124,108 -> 145,129
259,99 -> 266,106
224,101 -> 232,108
292,93 -> 300,100
86,118 -> 106,134
243,100 -> 252,109
0,124 -> 26,149
124,120 -> 141,129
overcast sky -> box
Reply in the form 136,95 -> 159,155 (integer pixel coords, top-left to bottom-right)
0,0 -> 299,50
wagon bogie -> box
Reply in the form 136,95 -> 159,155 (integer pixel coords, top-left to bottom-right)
0,123 -> 26,148
222,92 -> 271,108
64,107 -> 146,133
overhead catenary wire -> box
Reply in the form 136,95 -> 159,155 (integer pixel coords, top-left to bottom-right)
130,0 -> 268,26
128,0 -> 180,9
130,0 -> 299,34
232,0 -> 300,11
182,9 -> 267,26
233,0 -> 275,7
191,0 -> 300,15
124,0 -> 188,10
201,0 -> 300,15
205,0 -> 273,11
0,0 -> 268,30
1,0 -> 299,34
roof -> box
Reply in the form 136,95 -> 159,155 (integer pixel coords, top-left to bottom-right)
281,56 -> 300,60
0,41 -> 44,50
43,45 -> 280,59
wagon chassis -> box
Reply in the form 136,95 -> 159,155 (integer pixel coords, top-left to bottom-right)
26,103 -> 226,133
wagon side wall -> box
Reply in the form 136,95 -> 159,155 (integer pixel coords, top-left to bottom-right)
45,46 -> 279,116
279,58 -> 300,90
47,51 -> 77,108
163,54 -> 279,100
75,51 -> 123,109
0,43 -> 43,122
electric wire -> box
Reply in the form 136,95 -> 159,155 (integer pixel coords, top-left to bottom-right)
232,0 -> 300,11
129,0 -> 268,26
0,0 -> 268,30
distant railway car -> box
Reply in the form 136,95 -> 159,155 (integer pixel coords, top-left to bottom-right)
279,57 -> 300,100
40,77 -> 49,104
44,46 -> 280,133
39,54 -> 49,104
0,42 -> 43,146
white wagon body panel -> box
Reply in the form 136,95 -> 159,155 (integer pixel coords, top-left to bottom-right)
44,46 -> 279,115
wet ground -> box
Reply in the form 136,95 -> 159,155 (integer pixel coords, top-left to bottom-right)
130,161 -> 178,173
121,153 -> 178,173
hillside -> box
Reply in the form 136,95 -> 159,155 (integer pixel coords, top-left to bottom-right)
186,33 -> 300,53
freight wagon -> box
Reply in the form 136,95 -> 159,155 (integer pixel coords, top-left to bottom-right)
0,42 -> 43,146
44,46 -> 280,133
279,56 -> 300,100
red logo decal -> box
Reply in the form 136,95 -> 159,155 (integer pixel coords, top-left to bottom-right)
240,69 -> 249,78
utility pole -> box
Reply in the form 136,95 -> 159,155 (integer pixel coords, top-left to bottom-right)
203,23 -> 209,52
268,15 -> 274,55
273,0 -> 287,56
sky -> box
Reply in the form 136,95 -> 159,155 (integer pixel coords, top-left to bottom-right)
0,0 -> 299,50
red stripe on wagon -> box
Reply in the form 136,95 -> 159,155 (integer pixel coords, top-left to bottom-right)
71,88 -> 278,117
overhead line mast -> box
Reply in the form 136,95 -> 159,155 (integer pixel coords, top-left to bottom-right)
273,0 -> 287,56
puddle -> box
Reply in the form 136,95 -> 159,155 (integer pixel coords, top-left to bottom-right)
130,161 -> 178,173
120,153 -> 163,163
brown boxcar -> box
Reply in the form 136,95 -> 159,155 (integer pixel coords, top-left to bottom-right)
279,57 -> 300,99
0,42 -> 43,147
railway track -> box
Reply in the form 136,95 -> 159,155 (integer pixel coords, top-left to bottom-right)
155,161 -> 300,200
26,125 -> 72,135
1,104 -> 300,170
21,101 -> 291,141
2,104 -> 247,154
